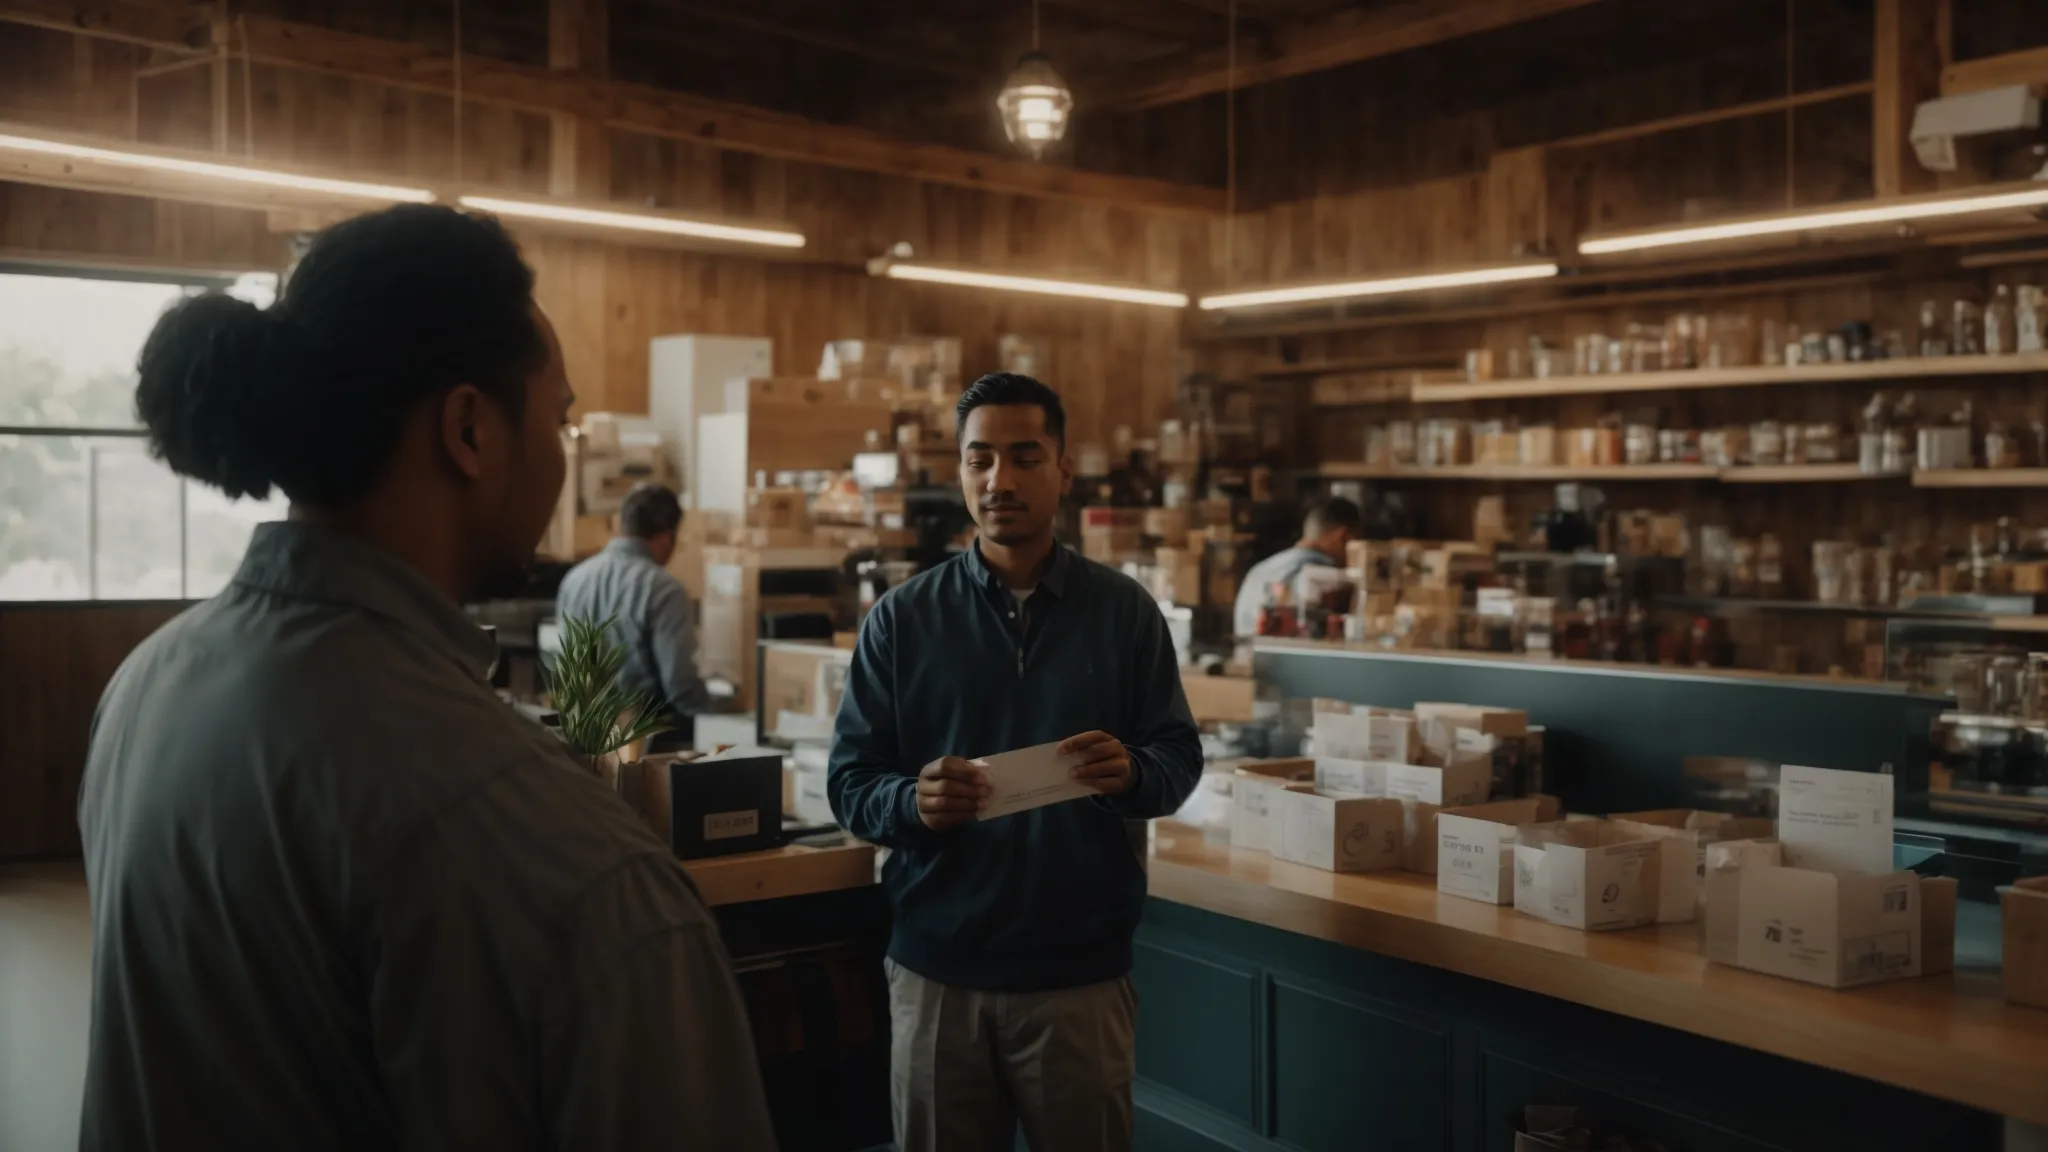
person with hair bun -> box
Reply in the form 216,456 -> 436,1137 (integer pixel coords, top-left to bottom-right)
78,204 -> 773,1151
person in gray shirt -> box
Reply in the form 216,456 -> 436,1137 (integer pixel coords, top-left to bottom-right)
557,483 -> 707,743
1231,496 -> 1362,636
80,205 -> 775,1151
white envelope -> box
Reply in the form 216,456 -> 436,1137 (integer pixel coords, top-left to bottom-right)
972,740 -> 1094,820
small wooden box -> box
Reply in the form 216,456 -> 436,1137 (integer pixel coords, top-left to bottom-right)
2003,876 -> 2048,1009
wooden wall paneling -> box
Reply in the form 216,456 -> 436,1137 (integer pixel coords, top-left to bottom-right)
0,605 -> 183,861
1873,0 -> 1944,198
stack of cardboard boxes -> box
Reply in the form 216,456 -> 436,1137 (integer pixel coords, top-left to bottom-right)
1223,698 -> 1556,877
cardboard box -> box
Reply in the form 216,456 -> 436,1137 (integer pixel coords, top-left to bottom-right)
1437,800 -> 1561,902
746,486 -> 809,530
1415,702 -> 1529,740
1143,506 -> 1190,545
1384,756 -> 1492,808
668,748 -> 784,859
1272,789 -> 1403,873
2002,877 -> 2048,1008
1609,809 -> 1776,905
1153,546 -> 1204,606
1312,709 -> 1417,763
1702,838 -> 1956,988
1314,757 -> 1388,797
1513,819 -> 1693,930
1181,671 -> 1258,724
1229,758 -> 1316,852
760,643 -> 848,735
1413,795 -> 1559,879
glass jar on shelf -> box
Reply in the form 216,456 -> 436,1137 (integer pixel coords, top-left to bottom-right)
1986,285 -> 2015,356
1750,420 -> 1786,467
1709,313 -> 1752,368
1919,300 -> 1950,357
1954,299 -> 1984,356
1813,540 -> 1854,604
1759,318 -> 1786,365
1757,534 -> 1785,598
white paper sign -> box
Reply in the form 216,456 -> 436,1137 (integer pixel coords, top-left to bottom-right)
973,741 -> 1093,820
1777,764 -> 1894,877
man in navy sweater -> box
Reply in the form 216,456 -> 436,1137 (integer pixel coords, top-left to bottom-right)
828,373 -> 1203,1152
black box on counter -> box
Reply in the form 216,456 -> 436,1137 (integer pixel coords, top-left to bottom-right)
668,748 -> 783,859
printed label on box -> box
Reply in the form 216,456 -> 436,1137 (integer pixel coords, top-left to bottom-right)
1315,757 -> 1387,797
704,809 -> 761,841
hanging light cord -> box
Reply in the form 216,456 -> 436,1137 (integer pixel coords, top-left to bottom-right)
1224,0 -> 1237,288
1031,0 -> 1041,52
453,0 -> 465,184
1784,0 -> 1795,209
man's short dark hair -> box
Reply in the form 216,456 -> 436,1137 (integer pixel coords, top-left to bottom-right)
1304,496 -> 1362,537
620,483 -> 683,539
955,373 -> 1066,449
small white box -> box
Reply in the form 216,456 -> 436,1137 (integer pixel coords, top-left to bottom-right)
1384,753 -> 1491,808
1273,790 -> 1403,873
1438,812 -> 1520,903
1229,758 -> 1315,852
1513,819 -> 1693,930
1417,795 -> 1560,880
1314,757 -> 1389,797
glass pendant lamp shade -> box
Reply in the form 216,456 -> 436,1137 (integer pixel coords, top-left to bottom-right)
997,52 -> 1072,158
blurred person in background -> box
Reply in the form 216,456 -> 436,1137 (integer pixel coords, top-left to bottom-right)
1232,496 -> 1362,636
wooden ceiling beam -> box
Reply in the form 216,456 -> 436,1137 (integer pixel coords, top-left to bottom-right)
1033,0 -> 1235,46
1099,0 -> 1610,110
0,0 -> 205,51
628,1 -> 989,80
0,8 -> 1225,213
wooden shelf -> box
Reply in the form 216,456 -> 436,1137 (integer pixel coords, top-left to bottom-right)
1410,352 -> 2048,403
1323,463 -> 2031,485
1250,352 -> 1461,379
1321,463 -> 1719,481
1718,463 -> 1900,483
1913,468 -> 2048,488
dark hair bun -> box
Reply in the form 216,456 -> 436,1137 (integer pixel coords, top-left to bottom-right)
136,293 -> 290,500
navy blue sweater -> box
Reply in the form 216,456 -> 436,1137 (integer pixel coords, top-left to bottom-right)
827,542 -> 1203,991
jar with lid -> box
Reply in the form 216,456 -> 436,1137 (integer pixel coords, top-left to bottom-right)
1664,313 -> 1696,370
1574,334 -> 1602,375
1364,424 -> 1393,466
1867,544 -> 1896,608
1626,323 -> 1664,372
1919,300 -> 1950,357
1593,417 -> 1624,467
1782,423 -> 1806,465
1387,420 -> 1418,465
1750,420 -> 1786,466
1710,313 -> 1751,368
1804,423 -> 1840,463
1813,540 -> 1855,604
1757,534 -> 1785,598
1759,318 -> 1786,365
1986,422 -> 2022,470
1624,421 -> 1657,465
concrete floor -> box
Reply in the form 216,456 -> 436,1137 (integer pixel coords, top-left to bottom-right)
0,861 -> 89,1152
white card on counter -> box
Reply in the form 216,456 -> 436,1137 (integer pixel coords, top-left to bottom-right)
1776,764 -> 1894,877
973,740 -> 1094,820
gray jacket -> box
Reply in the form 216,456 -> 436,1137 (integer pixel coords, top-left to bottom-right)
557,536 -> 708,721
78,520 -> 773,1151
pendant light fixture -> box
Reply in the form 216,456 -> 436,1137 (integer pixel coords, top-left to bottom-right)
996,0 -> 1072,158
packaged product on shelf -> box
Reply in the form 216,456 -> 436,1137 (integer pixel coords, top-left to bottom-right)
2018,284 -> 2045,352
1918,300 -> 1950,357
1519,425 -> 1558,467
1955,299 -> 1984,356
1986,286 -> 2015,356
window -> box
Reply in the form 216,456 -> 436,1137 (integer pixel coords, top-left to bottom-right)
0,265 -> 285,601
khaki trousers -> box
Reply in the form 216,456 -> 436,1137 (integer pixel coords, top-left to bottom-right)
885,959 -> 1136,1152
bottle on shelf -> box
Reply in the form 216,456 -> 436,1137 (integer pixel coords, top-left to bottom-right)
2020,285 -> 2046,353
1954,299 -> 1984,356
1986,285 -> 2015,356
1919,300 -> 1950,357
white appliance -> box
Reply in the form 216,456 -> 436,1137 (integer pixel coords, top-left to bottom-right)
647,335 -> 772,505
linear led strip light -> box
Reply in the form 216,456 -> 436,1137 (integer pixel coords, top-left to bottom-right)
1579,185 -> 2048,255
458,195 -> 806,250
0,131 -> 433,204
879,261 -> 1188,308
1198,262 -> 1560,311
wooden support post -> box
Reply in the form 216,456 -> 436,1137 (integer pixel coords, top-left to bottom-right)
548,0 -> 608,200
1873,0 -> 1943,198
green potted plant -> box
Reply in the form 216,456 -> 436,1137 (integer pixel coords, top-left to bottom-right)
546,614 -> 671,785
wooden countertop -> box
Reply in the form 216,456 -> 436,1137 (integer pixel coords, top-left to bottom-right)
1253,637 -> 1921,693
1145,823 -> 2048,1127
687,842 -> 875,908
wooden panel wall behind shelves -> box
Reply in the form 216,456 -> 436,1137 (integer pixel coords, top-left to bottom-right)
0,605 -> 184,861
